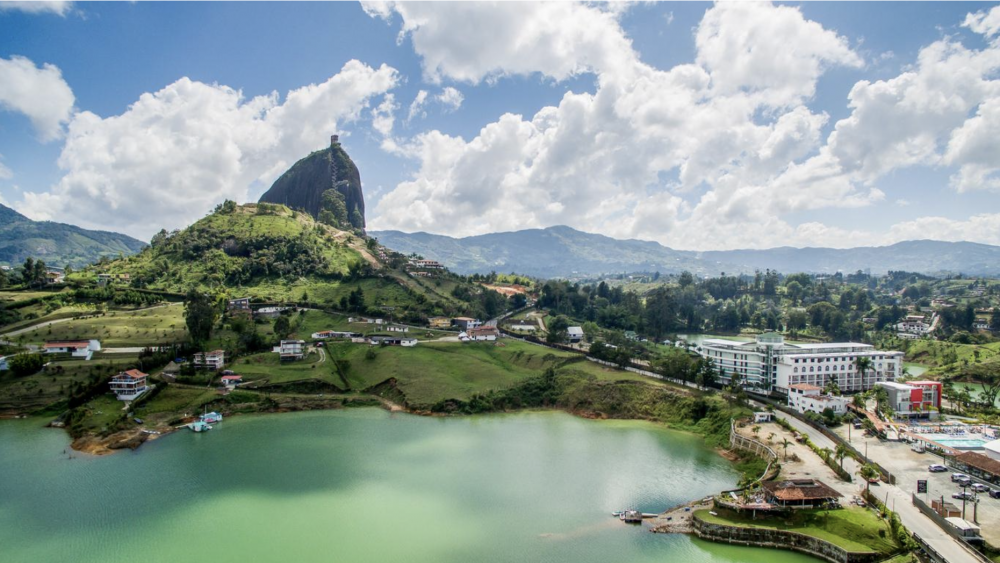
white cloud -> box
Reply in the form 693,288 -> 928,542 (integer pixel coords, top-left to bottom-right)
695,2 -> 862,107
963,5 -> 1000,39
0,157 -> 11,180
887,213 -> 1000,246
435,87 -> 463,112
371,93 -> 397,137
370,1 -> 874,250
17,60 -> 399,239
406,90 -> 428,122
0,1 -> 72,16
364,1 -> 641,84
0,55 -> 75,141
943,97 -> 1000,192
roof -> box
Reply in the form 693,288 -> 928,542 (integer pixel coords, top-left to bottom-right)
761,479 -> 842,502
788,384 -> 822,391
44,340 -> 90,348
985,440 -> 1000,456
567,326 -> 584,335
221,375 -> 242,381
879,381 -> 916,391
453,316 -> 476,321
114,369 -> 148,380
906,380 -> 941,387
955,451 -> 1000,478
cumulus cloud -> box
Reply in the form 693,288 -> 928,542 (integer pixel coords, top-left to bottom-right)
371,93 -> 397,137
18,60 -> 399,239
0,1 -> 72,16
0,55 -> 75,141
407,90 -> 429,122
887,213 -> 1000,246
364,1 -> 641,83
436,87 -> 463,112
370,1 -> 877,250
963,5 -> 1000,39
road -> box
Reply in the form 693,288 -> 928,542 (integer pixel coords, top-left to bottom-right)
766,406 -> 985,563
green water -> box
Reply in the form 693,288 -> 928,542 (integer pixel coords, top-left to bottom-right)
0,409 -> 816,563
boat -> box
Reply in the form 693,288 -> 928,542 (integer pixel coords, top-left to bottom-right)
200,409 -> 223,424
189,421 -> 212,432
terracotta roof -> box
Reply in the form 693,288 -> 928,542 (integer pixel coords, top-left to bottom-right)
788,384 -> 823,391
115,369 -> 148,380
762,479 -> 842,502
44,340 -> 90,348
955,452 -> 1000,478
221,375 -> 242,381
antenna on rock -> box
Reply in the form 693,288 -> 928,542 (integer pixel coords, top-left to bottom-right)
330,134 -> 340,147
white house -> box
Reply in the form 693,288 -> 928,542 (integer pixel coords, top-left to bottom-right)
277,340 -> 305,361
255,306 -> 291,319
43,340 -> 101,360
109,369 -> 149,401
509,323 -> 537,332
453,317 -> 482,330
312,330 -> 356,340
466,326 -> 499,341
370,336 -> 417,347
786,384 -> 850,415
567,326 -> 584,343
698,333 -> 902,395
220,375 -> 243,388
386,325 -> 409,333
193,350 -> 225,370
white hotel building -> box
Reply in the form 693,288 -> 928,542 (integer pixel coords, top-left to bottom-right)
696,333 -> 903,395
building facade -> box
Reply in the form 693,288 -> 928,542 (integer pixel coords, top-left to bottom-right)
110,369 -> 148,401
193,350 -> 226,370
697,333 -> 902,395
786,384 -> 850,415
879,381 -> 940,418
277,340 -> 305,361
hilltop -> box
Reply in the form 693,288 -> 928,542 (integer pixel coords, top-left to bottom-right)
0,203 -> 146,269
258,136 -> 366,230
372,226 -> 1000,277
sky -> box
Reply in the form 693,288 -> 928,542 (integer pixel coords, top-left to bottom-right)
2,1 -> 1000,251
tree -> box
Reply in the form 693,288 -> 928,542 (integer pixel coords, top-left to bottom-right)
678,271 -> 695,288
963,363 -> 1000,409
752,425 -> 761,438
546,315 -> 570,344
780,438 -> 792,461
873,385 -> 890,416
273,315 -> 292,340
184,289 -> 217,345
696,361 -> 718,390
319,189 -> 349,228
857,463 -> 880,496
835,443 -> 848,469
8,353 -> 44,377
854,356 -> 873,387
852,391 -> 868,412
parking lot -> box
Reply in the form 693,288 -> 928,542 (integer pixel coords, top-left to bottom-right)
832,425 -> 1000,546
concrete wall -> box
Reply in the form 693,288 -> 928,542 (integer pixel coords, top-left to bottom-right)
692,515 -> 883,563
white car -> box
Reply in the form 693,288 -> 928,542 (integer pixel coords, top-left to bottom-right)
951,473 -> 971,482
928,464 -> 947,472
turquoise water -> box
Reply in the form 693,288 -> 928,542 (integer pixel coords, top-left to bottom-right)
0,409 -> 816,563
934,439 -> 988,449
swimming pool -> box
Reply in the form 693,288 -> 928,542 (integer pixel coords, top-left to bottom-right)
924,438 -> 988,450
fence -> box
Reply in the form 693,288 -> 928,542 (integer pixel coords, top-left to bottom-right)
911,493 -> 993,563
729,418 -> 778,483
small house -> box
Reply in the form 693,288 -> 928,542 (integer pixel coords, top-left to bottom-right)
466,326 -> 499,341
312,330 -> 356,340
453,317 -> 482,330
255,306 -> 290,319
227,297 -> 251,312
386,325 -> 409,333
220,375 -> 243,387
193,350 -> 225,370
370,336 -> 417,347
109,369 -> 149,401
945,518 -> 981,539
43,340 -> 101,360
761,479 -> 842,509
277,340 -> 305,361
567,326 -> 584,343
753,412 -> 774,423
427,317 -> 452,329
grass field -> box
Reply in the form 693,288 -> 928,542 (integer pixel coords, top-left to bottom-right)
234,350 -> 328,384
12,304 -> 187,347
696,507 -> 898,554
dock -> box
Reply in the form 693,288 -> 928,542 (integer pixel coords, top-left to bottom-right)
648,497 -> 714,534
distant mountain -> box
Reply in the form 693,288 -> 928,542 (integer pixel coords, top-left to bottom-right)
0,204 -> 146,269
371,226 -> 1000,278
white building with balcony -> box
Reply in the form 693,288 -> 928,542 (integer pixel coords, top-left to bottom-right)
192,350 -> 225,370
697,333 -> 902,395
110,369 -> 149,401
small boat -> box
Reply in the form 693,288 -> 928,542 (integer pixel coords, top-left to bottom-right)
200,410 -> 223,424
611,511 -> 623,517
189,421 -> 212,432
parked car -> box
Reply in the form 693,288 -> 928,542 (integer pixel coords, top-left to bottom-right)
953,491 -> 976,501
972,483 -> 991,494
990,490 -> 1000,499
952,473 -> 971,482
929,464 -> 947,472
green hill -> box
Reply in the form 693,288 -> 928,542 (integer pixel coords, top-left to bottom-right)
76,202 -> 482,320
0,203 -> 146,269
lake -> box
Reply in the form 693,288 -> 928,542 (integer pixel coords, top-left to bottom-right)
0,409 -> 815,563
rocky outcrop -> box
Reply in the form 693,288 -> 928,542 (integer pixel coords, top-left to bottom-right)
258,137 -> 365,229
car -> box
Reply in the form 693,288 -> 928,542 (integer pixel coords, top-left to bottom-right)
972,483 -> 991,494
990,490 -> 1000,499
929,464 -> 948,472
953,491 -> 975,501
952,473 -> 971,482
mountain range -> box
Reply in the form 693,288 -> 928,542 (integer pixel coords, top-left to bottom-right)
0,204 -> 146,269
371,226 -> 1000,278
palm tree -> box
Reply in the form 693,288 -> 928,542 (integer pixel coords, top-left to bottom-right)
873,385 -> 889,415
781,438 -> 792,461
767,432 -> 776,444
854,356 -> 873,388
852,391 -> 868,412
752,425 -> 761,438
835,444 -> 848,469
857,463 -> 880,496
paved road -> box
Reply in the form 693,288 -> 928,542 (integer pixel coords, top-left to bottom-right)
764,406 -> 985,563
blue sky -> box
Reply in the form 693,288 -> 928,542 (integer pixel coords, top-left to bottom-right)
1,1 -> 999,251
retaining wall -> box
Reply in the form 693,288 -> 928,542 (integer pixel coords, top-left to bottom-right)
692,514 -> 883,563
